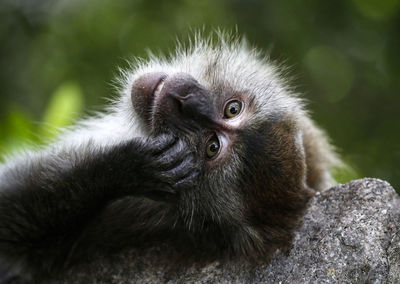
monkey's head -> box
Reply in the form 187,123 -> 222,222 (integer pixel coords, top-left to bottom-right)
126,37 -> 315,260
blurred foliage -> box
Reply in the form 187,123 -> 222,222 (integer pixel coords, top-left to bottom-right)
40,82 -> 83,138
0,0 -> 399,189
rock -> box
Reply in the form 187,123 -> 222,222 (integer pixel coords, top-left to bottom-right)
54,178 -> 400,283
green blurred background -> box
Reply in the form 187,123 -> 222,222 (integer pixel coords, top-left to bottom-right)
0,0 -> 399,189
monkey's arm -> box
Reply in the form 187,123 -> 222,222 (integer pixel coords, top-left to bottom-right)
0,135 -> 194,280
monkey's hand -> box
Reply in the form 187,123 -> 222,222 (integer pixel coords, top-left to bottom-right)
119,134 -> 199,201
0,133 -> 199,281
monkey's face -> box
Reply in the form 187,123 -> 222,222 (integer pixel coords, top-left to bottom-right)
129,44 -> 313,258
131,71 -> 249,164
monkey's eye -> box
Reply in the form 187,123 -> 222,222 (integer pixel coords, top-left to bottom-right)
206,137 -> 220,159
224,100 -> 242,118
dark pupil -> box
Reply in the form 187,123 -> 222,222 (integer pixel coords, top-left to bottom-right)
230,106 -> 238,114
210,143 -> 218,152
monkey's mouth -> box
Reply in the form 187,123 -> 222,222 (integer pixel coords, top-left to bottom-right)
153,76 -> 166,98
131,72 -> 168,127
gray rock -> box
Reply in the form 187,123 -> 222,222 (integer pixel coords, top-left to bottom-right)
55,178 -> 400,283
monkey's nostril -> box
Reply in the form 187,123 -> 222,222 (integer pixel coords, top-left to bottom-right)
168,93 -> 191,109
164,90 -> 216,125
163,92 -> 183,115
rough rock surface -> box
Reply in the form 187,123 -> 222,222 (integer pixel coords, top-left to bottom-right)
54,178 -> 400,283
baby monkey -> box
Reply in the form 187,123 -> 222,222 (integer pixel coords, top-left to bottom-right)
0,36 -> 340,282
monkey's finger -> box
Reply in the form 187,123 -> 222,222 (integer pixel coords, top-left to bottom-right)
147,133 -> 178,156
153,149 -> 194,171
173,170 -> 200,188
152,137 -> 190,165
159,155 -> 199,181
161,138 -> 187,157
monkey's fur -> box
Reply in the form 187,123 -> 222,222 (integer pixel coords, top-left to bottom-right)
0,35 -> 340,282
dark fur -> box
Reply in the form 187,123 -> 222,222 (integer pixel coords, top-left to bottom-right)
0,47 -> 334,282
0,136 -> 198,282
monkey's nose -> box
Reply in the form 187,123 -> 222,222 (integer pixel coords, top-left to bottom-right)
137,72 -> 220,130
169,92 -> 208,115
166,87 -> 217,126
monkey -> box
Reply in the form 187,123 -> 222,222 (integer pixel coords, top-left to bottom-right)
0,35 -> 341,283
